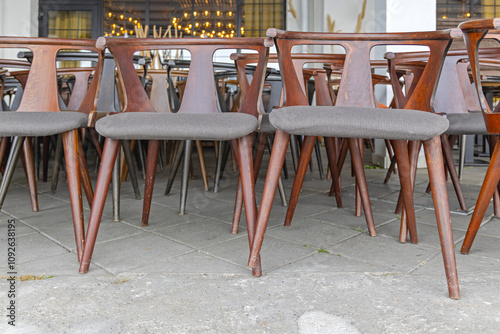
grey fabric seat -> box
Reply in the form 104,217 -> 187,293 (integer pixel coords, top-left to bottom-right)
444,111 -> 488,135
95,112 -> 259,141
269,106 -> 449,141
0,111 -> 88,137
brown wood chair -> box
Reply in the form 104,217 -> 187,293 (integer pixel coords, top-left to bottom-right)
248,28 -> 461,299
0,37 -> 103,262
79,37 -> 271,276
458,18 -> 500,254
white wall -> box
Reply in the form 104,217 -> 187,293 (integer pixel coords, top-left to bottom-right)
0,0 -> 38,59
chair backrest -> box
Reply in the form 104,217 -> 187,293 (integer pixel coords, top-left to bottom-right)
459,18 -> 500,133
231,52 -> 346,114
97,37 -> 271,121
268,28 -> 462,112
385,48 -> 500,113
0,37 -> 103,114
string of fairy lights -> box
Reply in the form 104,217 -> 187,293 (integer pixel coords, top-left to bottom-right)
104,7 -> 243,38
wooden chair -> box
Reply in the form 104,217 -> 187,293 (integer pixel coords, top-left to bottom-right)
79,37 -> 271,276
458,18 -> 500,254
248,28 -> 461,299
0,37 -> 103,262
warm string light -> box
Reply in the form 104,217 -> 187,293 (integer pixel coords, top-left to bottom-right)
106,9 -> 241,38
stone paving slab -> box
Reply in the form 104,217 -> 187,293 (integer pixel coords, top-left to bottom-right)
0,148 -> 498,332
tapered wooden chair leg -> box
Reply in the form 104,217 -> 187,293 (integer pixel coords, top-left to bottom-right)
237,134 -> 261,276
79,138 -> 120,273
51,134 -> 63,194
195,140 -> 209,192
249,130 -> 290,268
232,178 -> 243,234
424,136 -> 459,299
135,140 -> 146,179
325,137 -> 342,208
89,128 -> 103,160
0,136 -> 25,210
214,141 -> 230,193
354,138 -> 364,218
461,139 -> 500,254
284,135 -> 316,226
122,140 -> 141,200
232,133 -> 268,234
34,137 -> 40,181
179,139 -> 193,215
62,130 -> 85,261
348,138 -> 376,236
441,135 -> 467,211
164,140 -> 185,196
266,136 -> 288,207
289,134 -> 299,172
23,138 -> 38,212
392,140 -> 417,243
141,140 -> 159,226
112,149 -> 121,222
78,139 -> 94,207
0,137 -> 10,174
42,136 -> 50,182
314,138 -> 325,179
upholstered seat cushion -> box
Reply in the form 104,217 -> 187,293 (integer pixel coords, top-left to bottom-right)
95,112 -> 259,140
444,111 -> 488,135
0,111 -> 88,137
269,106 -> 449,141
257,113 -> 276,133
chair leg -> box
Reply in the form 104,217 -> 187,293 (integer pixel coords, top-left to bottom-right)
214,141 -> 230,193
392,140 -> 417,244
112,148 -> 121,222
461,138 -> 500,255
284,135 -> 316,227
141,140 -> 159,226
347,138 -> 376,235
232,178 -> 244,235
424,136 -> 459,299
23,138 -> 38,212
324,137 -> 342,208
354,138 -> 364,217
237,134 -> 261,277
458,134 -> 466,180
0,136 -> 25,210
384,156 -> 397,184
42,136 -> 50,182
441,135 -> 467,211
78,138 -> 94,208
314,138 -> 325,180
195,140 -> 209,192
89,128 -> 103,160
62,130 -> 85,262
121,140 -> 141,200
231,133 -> 288,235
164,140 -> 185,196
267,135 -> 287,207
0,137 -> 10,175
249,130 -> 290,268
79,138 -> 120,273
179,139 -> 193,215
51,134 -> 63,194
34,137 -> 40,181
289,134 -> 299,172
232,133 -> 267,234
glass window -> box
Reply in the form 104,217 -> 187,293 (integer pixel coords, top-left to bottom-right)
48,10 -> 92,39
436,0 -> 499,30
